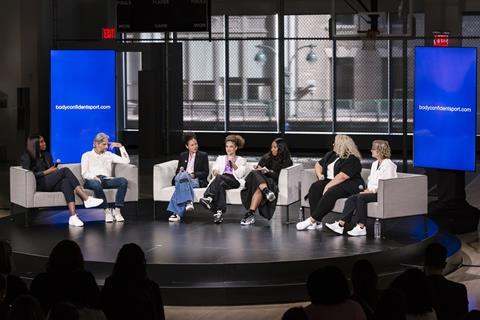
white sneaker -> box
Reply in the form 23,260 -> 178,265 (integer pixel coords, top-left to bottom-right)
185,201 -> 194,213
169,214 -> 181,222
307,222 -> 323,230
325,221 -> 344,235
347,224 -> 367,236
104,208 -> 114,223
113,208 -> 125,222
68,214 -> 84,227
296,218 -> 314,231
84,196 -> 104,208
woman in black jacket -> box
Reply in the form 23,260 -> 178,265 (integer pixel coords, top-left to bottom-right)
166,132 -> 209,222
296,134 -> 365,231
19,135 -> 103,227
240,138 -> 293,225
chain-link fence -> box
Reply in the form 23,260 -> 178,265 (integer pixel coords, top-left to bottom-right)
122,14 -> 480,135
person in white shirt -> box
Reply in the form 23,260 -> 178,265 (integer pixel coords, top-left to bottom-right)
199,135 -> 247,224
81,132 -> 130,223
325,140 -> 397,236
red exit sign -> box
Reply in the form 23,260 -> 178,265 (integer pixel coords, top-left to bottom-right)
102,27 -> 116,40
433,32 -> 449,47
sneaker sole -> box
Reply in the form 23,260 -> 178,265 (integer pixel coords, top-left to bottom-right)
200,199 -> 212,210
84,200 -> 104,208
185,207 -> 195,213
325,224 -> 343,235
240,221 -> 255,225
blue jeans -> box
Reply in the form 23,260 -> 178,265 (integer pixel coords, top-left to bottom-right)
167,172 -> 199,217
84,177 -> 128,209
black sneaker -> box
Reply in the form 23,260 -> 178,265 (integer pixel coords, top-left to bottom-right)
240,211 -> 255,225
213,210 -> 223,224
262,188 -> 276,202
200,197 -> 213,210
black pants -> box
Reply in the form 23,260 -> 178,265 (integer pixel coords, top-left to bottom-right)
342,193 -> 377,225
37,168 -> 80,203
204,174 -> 240,212
308,180 -> 353,221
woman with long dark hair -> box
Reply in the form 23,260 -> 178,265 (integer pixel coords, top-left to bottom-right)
240,138 -> 293,225
101,243 -> 165,320
20,134 -> 103,227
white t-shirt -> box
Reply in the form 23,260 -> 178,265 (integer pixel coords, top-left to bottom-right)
81,147 -> 130,180
326,158 -> 339,180
367,158 -> 397,192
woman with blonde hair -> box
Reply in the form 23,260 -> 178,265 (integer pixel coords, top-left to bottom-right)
297,135 -> 365,231
200,135 -> 247,223
326,140 -> 397,236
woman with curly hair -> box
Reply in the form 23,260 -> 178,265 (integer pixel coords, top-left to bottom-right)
240,138 -> 293,225
200,135 -> 247,223
297,135 -> 365,231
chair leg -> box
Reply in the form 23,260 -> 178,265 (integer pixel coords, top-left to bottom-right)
153,201 -> 156,221
24,209 -> 30,228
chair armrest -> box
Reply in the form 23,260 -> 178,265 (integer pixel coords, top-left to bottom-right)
10,166 -> 36,208
114,163 -> 138,201
277,164 -> 303,205
153,160 -> 178,201
376,174 -> 428,219
301,169 -> 318,208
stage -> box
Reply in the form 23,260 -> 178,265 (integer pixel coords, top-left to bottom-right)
3,204 -> 458,305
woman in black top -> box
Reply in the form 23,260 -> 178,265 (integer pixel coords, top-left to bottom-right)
296,135 -> 365,231
240,138 -> 293,225
19,135 -> 103,226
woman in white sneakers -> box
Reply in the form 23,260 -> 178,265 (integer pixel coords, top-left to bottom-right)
20,134 -> 103,227
199,135 -> 247,224
325,140 -> 397,236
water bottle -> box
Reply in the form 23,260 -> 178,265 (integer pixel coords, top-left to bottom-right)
297,207 -> 304,222
374,219 -> 381,239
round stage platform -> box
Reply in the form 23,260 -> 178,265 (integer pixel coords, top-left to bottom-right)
2,207 -> 457,305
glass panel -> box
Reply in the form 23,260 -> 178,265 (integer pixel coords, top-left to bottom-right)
284,39 -> 333,132
335,40 -> 389,133
177,15 -> 225,39
228,15 -> 278,131
284,15 -> 331,38
124,52 -> 142,129
463,15 -> 480,134
182,40 -> 225,131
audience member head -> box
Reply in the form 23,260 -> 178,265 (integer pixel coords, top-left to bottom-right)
46,240 -> 84,274
0,240 -> 13,274
351,259 -> 378,299
390,268 -> 433,315
47,302 -> 79,320
333,135 -> 361,159
307,266 -> 350,305
92,132 -> 109,154
374,288 -> 407,320
26,135 -> 43,160
0,274 -> 6,304
270,138 -> 291,162
224,134 -> 245,156
371,140 -> 391,160
281,306 -> 307,320
112,243 -> 147,284
7,295 -> 44,320
183,132 -> 198,154
424,242 -> 447,275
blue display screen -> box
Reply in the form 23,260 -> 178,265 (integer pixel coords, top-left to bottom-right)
50,50 -> 116,163
414,47 -> 477,171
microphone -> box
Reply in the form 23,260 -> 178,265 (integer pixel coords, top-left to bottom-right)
54,159 -> 61,168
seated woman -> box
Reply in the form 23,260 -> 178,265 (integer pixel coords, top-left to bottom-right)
20,134 -> 103,227
296,134 -> 365,231
240,138 -> 293,225
167,132 -> 209,223
325,140 -> 397,236
199,135 -> 247,224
